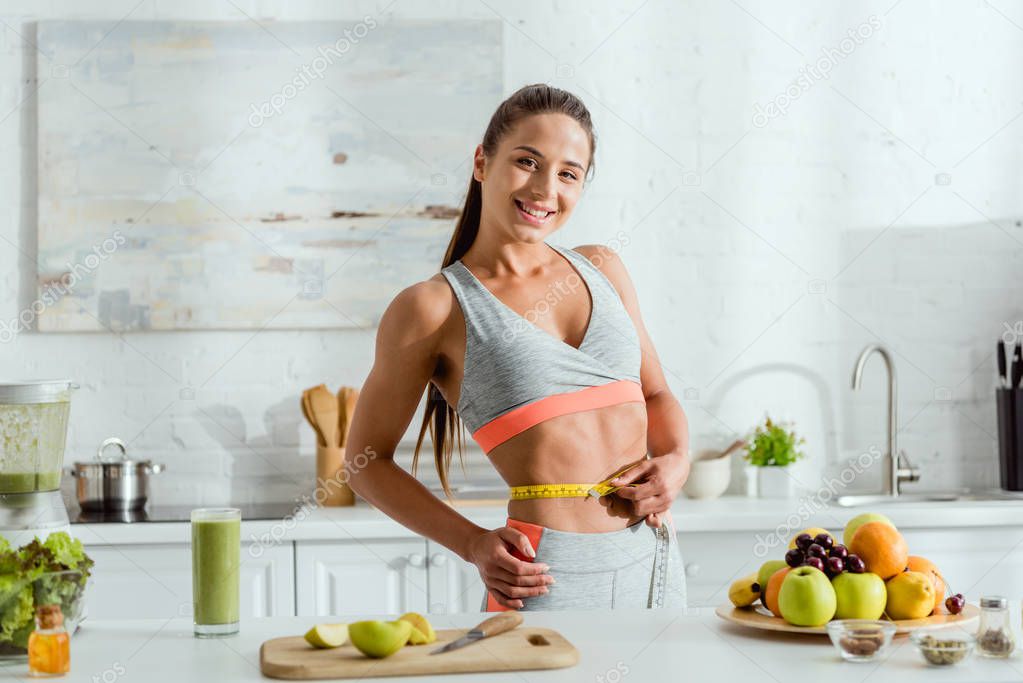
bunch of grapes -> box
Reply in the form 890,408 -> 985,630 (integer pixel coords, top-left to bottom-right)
784,532 -> 866,578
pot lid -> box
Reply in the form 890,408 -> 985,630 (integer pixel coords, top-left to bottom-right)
72,437 -> 159,468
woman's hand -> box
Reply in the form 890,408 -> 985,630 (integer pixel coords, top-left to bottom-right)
466,527 -> 554,609
606,451 -> 690,528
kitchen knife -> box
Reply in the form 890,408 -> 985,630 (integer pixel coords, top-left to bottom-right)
1012,344 -> 1023,389
998,340 -> 1008,388
429,611 -> 523,655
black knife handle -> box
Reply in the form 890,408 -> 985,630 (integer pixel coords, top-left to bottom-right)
998,340 -> 1008,386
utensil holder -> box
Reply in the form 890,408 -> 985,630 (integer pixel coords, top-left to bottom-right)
315,445 -> 355,507
996,388 -> 1023,491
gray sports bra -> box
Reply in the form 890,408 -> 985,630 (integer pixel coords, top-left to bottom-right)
440,242 -> 644,453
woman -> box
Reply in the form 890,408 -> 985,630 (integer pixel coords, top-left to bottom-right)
344,83 -> 690,611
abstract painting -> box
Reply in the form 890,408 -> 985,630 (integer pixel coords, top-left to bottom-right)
36,19 -> 502,330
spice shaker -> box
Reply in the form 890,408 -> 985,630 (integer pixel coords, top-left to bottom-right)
976,595 -> 1015,658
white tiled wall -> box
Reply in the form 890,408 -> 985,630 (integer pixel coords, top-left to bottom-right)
1,1 -> 1021,505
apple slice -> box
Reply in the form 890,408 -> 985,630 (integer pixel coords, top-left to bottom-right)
304,623 -> 350,648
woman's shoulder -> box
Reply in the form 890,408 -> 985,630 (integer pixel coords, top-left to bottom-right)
378,273 -> 456,342
566,243 -> 631,290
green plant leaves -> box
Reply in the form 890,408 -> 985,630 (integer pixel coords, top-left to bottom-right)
743,415 -> 806,467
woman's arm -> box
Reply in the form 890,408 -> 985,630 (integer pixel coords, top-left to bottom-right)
575,244 -> 690,525
645,388 -> 690,461
344,279 -> 552,608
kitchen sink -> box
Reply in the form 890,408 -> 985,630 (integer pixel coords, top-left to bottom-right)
835,490 -> 1023,506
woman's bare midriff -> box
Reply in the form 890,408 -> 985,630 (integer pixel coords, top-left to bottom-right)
489,401 -> 649,533
429,271 -> 650,534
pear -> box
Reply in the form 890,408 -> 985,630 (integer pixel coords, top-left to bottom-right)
398,612 -> 436,644
843,512 -> 895,547
756,560 -> 788,598
303,623 -> 349,648
348,620 -> 413,658
788,527 -> 832,549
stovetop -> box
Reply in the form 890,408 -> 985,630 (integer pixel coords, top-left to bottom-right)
69,502 -> 300,524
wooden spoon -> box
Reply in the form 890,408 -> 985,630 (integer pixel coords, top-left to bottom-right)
337,386 -> 359,448
301,389 -> 325,447
336,387 -> 349,448
310,384 -> 338,448
712,439 -> 746,459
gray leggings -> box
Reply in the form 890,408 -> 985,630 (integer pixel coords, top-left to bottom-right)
481,517 -> 688,611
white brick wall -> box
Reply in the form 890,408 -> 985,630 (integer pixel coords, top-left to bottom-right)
1,1 -> 1021,506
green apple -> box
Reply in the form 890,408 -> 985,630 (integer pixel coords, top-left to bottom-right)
843,513 -> 895,547
304,623 -> 349,648
832,572 -> 887,620
757,560 -> 788,599
777,566 -> 837,627
348,620 -> 413,658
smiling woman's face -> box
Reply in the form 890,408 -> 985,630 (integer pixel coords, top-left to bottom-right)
473,113 -> 591,243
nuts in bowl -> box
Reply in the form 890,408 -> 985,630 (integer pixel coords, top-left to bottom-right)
910,628 -> 975,666
825,620 -> 896,662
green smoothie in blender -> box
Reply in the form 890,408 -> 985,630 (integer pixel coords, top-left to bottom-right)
0,400 -> 71,493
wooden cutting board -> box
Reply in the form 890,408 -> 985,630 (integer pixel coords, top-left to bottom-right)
260,627 -> 579,679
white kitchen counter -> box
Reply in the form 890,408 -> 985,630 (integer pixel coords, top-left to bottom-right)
69,494 -> 1023,546
27,607 -> 1023,682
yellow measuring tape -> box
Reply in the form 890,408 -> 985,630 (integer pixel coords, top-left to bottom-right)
508,461 -> 644,501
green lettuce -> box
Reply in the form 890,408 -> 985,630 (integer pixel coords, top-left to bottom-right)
0,532 -> 93,650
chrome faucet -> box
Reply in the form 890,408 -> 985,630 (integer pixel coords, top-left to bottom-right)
851,344 -> 920,497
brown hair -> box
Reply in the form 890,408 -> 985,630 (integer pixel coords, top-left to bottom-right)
410,83 -> 597,497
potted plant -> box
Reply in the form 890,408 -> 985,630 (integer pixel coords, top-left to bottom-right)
742,416 -> 806,498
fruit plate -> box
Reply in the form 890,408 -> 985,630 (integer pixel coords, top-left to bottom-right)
714,603 -> 979,635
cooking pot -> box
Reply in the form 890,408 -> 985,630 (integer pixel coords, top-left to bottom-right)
70,437 -> 165,511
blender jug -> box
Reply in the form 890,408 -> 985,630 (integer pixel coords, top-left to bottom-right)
0,381 -> 77,493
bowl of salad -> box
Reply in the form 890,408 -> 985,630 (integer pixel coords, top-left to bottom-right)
0,532 -> 93,660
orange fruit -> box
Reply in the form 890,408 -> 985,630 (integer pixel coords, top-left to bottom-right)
906,556 -> 944,614
764,567 -> 792,618
848,521 -> 908,580
885,571 -> 934,620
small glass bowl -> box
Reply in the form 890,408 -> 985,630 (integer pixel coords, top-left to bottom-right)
910,628 -> 975,666
825,620 -> 897,662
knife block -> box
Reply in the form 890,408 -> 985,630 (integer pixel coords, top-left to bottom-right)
996,388 -> 1023,491
316,444 -> 355,506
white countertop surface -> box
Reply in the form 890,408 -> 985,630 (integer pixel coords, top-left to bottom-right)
69,494 -> 1023,546
28,607 -> 1023,682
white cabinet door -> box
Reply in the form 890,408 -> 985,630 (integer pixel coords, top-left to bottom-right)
295,539 -> 430,617
425,542 -> 486,614
675,532 -> 765,607
85,543 -> 295,619
242,544 -> 297,618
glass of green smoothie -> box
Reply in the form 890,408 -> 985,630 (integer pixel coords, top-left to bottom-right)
190,508 -> 240,637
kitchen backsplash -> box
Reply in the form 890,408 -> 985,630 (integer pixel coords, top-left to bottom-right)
3,3 -> 1022,507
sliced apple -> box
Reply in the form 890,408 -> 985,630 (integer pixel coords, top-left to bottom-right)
304,623 -> 349,648
399,612 -> 436,644
348,620 -> 413,658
